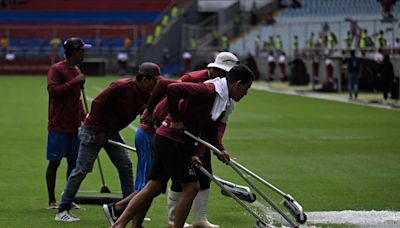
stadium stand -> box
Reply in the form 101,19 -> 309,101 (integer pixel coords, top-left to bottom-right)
0,0 -> 185,74
230,0 -> 399,57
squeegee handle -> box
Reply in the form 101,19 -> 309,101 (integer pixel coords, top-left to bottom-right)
108,139 -> 137,152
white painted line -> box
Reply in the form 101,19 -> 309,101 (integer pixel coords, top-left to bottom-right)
251,84 -> 400,111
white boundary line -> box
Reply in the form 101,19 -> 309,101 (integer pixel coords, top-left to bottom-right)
251,84 -> 400,111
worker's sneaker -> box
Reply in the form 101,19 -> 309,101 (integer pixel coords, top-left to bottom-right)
55,210 -> 80,222
168,223 -> 192,228
193,220 -> 220,228
103,203 -> 118,225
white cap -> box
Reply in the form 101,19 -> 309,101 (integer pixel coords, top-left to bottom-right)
207,52 -> 239,72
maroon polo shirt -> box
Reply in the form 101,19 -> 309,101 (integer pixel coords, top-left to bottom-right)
47,61 -> 85,133
84,78 -> 150,134
179,69 -> 210,83
149,69 -> 211,127
156,82 -> 226,155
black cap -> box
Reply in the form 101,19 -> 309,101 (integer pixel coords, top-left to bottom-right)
138,62 -> 161,78
63,37 -> 92,51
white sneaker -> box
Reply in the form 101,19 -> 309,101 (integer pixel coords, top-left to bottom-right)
192,220 -> 220,228
55,210 -> 80,222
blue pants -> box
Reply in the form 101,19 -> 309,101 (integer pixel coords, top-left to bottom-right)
46,131 -> 80,161
58,126 -> 133,212
347,72 -> 358,98
134,128 -> 153,191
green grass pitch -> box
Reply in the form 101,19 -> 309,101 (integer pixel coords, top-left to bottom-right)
0,76 -> 399,227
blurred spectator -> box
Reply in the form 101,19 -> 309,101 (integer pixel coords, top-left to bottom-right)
190,35 -> 197,50
307,32 -> 315,49
162,47 -> 171,71
171,4 -> 179,19
124,36 -> 132,50
146,34 -> 153,46
380,0 -> 395,19
327,32 -> 337,50
234,9 -> 242,36
292,35 -> 299,54
266,36 -> 274,50
325,56 -> 334,89
255,34 -> 262,57
0,35 -> 8,53
154,24 -> 162,38
378,54 -> 395,100
278,52 -> 287,81
375,30 -> 386,49
245,52 -> 260,80
267,52 -> 275,81
374,49 -> 384,63
50,37 -> 61,64
181,51 -> 192,74
312,51 -> 320,84
117,50 -> 128,75
250,1 -> 258,25
359,29 -> 367,49
5,49 -> 15,61
344,31 -> 353,49
161,14 -> 169,28
221,33 -> 229,51
346,50 -> 360,99
274,35 -> 282,51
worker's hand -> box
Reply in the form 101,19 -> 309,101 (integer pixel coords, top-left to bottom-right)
75,74 -> 85,83
92,132 -> 107,145
140,109 -> 153,124
170,121 -> 185,134
191,155 -> 202,167
216,150 -> 230,164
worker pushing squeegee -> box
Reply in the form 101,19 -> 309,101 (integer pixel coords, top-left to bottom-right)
184,130 -> 307,228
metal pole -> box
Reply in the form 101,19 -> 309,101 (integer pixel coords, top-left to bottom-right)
81,86 -> 111,193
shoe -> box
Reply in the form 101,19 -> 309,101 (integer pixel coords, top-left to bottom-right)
48,202 -> 58,210
71,202 -> 80,209
55,210 -> 80,222
192,220 -> 219,228
103,203 -> 118,225
168,223 -> 192,228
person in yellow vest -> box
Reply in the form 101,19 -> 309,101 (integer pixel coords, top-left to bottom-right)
292,35 -> 299,54
375,30 -> 385,49
221,33 -> 229,50
359,29 -> 367,49
171,4 -> 179,19
190,36 -> 197,50
344,31 -> 352,49
154,24 -> 162,38
161,14 -> 169,28
327,32 -> 337,50
146,34 -> 153,46
274,35 -> 282,50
